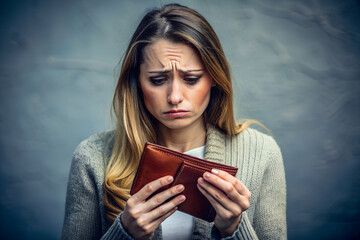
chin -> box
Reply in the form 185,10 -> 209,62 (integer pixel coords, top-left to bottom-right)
160,119 -> 193,130
163,123 -> 189,130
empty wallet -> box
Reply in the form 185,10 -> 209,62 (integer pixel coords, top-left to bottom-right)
130,142 -> 238,222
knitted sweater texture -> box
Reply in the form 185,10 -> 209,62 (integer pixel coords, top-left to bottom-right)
61,125 -> 287,239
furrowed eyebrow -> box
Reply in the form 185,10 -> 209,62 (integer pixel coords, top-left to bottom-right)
148,69 -> 203,74
148,70 -> 171,74
180,69 -> 203,74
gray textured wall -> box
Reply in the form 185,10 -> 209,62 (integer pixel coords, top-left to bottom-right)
0,0 -> 359,239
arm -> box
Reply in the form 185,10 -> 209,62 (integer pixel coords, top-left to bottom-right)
61,153 -> 133,240
252,141 -> 287,239
61,151 -> 186,240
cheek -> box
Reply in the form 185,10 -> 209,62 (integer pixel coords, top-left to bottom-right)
141,86 -> 163,113
191,83 -> 212,108
142,89 -> 154,110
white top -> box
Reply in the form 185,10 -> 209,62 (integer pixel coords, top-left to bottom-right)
161,145 -> 206,240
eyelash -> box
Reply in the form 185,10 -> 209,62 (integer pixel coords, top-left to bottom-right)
149,77 -> 166,85
149,75 -> 202,86
184,76 -> 201,85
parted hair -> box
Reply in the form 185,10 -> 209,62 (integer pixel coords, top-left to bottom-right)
104,3 -> 261,221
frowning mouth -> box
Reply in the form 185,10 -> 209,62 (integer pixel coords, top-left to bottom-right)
164,109 -> 190,118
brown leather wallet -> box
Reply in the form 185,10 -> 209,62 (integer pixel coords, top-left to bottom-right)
130,142 -> 238,222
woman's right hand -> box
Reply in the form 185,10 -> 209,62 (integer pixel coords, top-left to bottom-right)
120,175 -> 186,240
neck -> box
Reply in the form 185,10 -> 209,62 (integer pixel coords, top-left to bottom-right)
158,119 -> 206,153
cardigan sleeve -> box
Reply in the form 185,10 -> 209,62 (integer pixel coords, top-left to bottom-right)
61,152 -> 134,240
252,138 -> 287,239
211,211 -> 259,239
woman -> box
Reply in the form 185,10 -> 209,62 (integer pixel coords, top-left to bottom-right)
62,3 -> 286,240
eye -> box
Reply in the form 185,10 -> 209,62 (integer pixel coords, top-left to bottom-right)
149,76 -> 167,86
184,75 -> 202,85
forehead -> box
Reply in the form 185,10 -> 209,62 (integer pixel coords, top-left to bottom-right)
142,39 -> 203,69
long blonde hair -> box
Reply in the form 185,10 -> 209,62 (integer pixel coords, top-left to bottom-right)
104,3 -> 265,221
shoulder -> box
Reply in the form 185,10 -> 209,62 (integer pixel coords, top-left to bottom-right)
237,128 -> 281,153
74,129 -> 116,156
206,125 -> 282,164
208,124 -> 281,154
72,129 -> 116,169
225,127 -> 283,166
234,128 -> 284,172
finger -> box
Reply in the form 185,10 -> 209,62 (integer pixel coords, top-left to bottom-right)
212,169 -> 251,196
201,173 -> 250,211
145,194 -> 186,222
146,206 -> 178,233
197,182 -> 233,216
197,177 -> 240,213
134,175 -> 174,202
142,184 -> 185,213
204,170 -> 251,198
134,207 -> 178,239
202,172 -> 240,202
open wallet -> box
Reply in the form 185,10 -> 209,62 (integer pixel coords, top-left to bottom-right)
130,142 -> 238,222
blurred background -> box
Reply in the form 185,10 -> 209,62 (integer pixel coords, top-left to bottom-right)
0,0 -> 359,239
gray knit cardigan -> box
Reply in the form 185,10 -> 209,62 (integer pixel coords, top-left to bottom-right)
61,125 -> 287,239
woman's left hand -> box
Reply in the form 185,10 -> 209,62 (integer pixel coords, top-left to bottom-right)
197,169 -> 251,237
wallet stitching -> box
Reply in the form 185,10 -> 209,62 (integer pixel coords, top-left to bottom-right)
151,147 -> 237,175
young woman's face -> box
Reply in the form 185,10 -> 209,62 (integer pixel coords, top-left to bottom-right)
139,39 -> 214,130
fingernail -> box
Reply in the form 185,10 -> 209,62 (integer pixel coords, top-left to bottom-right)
211,169 -> 219,175
167,176 -> 173,183
179,195 -> 186,202
204,172 -> 211,179
176,185 -> 184,192
198,178 -> 205,184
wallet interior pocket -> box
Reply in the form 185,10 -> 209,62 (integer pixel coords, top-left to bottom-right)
173,161 -> 216,222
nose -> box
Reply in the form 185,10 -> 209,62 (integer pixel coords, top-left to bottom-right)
167,78 -> 184,105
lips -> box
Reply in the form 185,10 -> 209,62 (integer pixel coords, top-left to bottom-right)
164,109 -> 190,118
